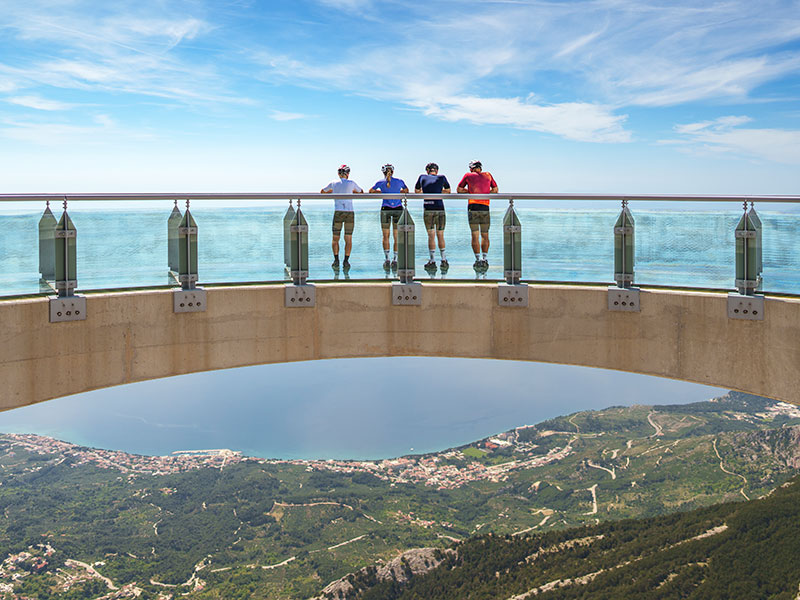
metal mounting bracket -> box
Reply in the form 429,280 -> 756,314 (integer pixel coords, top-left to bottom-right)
392,282 -> 421,305
727,293 -> 764,321
173,288 -> 206,313
608,286 -> 640,312
49,295 -> 87,322
498,283 -> 528,307
285,283 -> 316,307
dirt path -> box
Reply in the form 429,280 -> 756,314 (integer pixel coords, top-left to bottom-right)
713,438 -> 750,500
65,560 -> 117,590
568,415 -> 581,433
587,461 -> 616,480
647,411 -> 663,437
583,484 -> 598,515
327,534 -> 367,551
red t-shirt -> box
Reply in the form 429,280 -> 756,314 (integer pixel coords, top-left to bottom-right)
458,172 -> 497,206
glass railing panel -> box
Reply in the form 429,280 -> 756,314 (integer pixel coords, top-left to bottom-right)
0,210 -> 41,296
634,209 -> 737,290
761,210 -> 800,295
1,198 -> 798,297
516,206 -> 613,283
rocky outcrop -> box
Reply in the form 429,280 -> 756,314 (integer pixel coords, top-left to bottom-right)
311,547 -> 456,600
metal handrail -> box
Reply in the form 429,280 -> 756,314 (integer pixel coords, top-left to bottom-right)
0,193 -> 799,203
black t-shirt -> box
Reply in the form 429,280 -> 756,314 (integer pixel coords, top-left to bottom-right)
415,174 -> 450,210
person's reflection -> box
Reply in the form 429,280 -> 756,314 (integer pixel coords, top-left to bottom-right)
424,261 -> 437,279
332,266 -> 351,281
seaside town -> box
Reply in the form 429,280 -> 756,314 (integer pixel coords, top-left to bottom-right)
2,427 -> 572,491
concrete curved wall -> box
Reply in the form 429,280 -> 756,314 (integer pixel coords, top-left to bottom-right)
1,283 -> 798,411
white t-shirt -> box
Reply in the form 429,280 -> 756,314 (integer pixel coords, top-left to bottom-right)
322,179 -> 362,211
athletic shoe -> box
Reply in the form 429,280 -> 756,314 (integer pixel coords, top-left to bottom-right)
343,258 -> 351,270
440,259 -> 449,271
383,259 -> 391,271
473,259 -> 481,269
332,257 -> 340,269
482,259 -> 489,269
391,259 -> 398,271
424,260 -> 436,269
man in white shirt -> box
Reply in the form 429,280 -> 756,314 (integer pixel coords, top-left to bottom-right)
321,164 -> 363,269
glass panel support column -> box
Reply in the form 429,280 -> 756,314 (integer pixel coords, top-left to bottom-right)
38,200 -> 57,284
393,199 -> 421,305
49,199 -> 86,322
609,199 -> 639,312
498,199 -> 528,307
167,199 -> 182,283
286,200 -> 315,307
283,199 -> 296,279
174,200 -> 206,313
729,201 -> 764,320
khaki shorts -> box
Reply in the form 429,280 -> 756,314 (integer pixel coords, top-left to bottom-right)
380,207 -> 403,230
468,207 -> 490,232
424,210 -> 446,231
332,210 -> 354,235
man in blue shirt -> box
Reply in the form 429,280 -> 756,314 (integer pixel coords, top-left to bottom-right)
414,162 -> 451,270
369,164 -> 408,270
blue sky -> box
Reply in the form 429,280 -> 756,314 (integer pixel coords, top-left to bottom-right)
1,0 -> 799,194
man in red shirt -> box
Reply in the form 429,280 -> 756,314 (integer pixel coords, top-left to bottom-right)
457,160 -> 498,269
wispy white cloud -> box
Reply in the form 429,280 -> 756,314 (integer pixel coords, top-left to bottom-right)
5,95 -> 75,111
665,116 -> 800,165
0,2 -> 242,106
417,95 -> 629,143
269,110 -> 310,121
250,0 -> 800,142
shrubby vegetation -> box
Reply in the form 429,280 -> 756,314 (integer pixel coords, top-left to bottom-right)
0,392 -> 798,598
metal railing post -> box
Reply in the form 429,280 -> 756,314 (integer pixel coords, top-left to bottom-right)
729,200 -> 764,320
608,199 -> 639,311
392,197 -> 421,305
173,200 -> 205,313
397,199 -> 415,284
49,198 -> 86,322
498,198 -> 528,307
286,200 -> 315,307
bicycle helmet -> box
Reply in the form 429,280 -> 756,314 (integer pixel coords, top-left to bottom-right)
468,160 -> 482,170
337,164 -> 350,176
425,162 -> 439,173
381,163 -> 394,175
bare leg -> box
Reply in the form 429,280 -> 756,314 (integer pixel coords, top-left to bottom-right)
382,229 -> 390,252
471,230 -> 481,254
332,233 -> 340,256
344,234 -> 353,257
428,229 -> 436,251
436,229 -> 445,250
481,230 -> 490,253
392,225 -> 398,253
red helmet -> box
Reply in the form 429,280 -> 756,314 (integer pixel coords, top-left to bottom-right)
337,164 -> 350,176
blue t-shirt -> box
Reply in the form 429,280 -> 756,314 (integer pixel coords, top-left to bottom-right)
371,178 -> 407,208
415,174 -> 450,210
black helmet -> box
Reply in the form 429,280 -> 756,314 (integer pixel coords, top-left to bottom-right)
425,162 -> 438,173
337,164 -> 350,176
381,163 -> 394,175
468,160 -> 482,170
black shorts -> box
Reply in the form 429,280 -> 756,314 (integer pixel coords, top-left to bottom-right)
332,210 -> 354,235
380,207 -> 403,230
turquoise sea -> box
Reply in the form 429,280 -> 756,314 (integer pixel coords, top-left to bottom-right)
1,200 -> 799,295
0,358 -> 725,460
